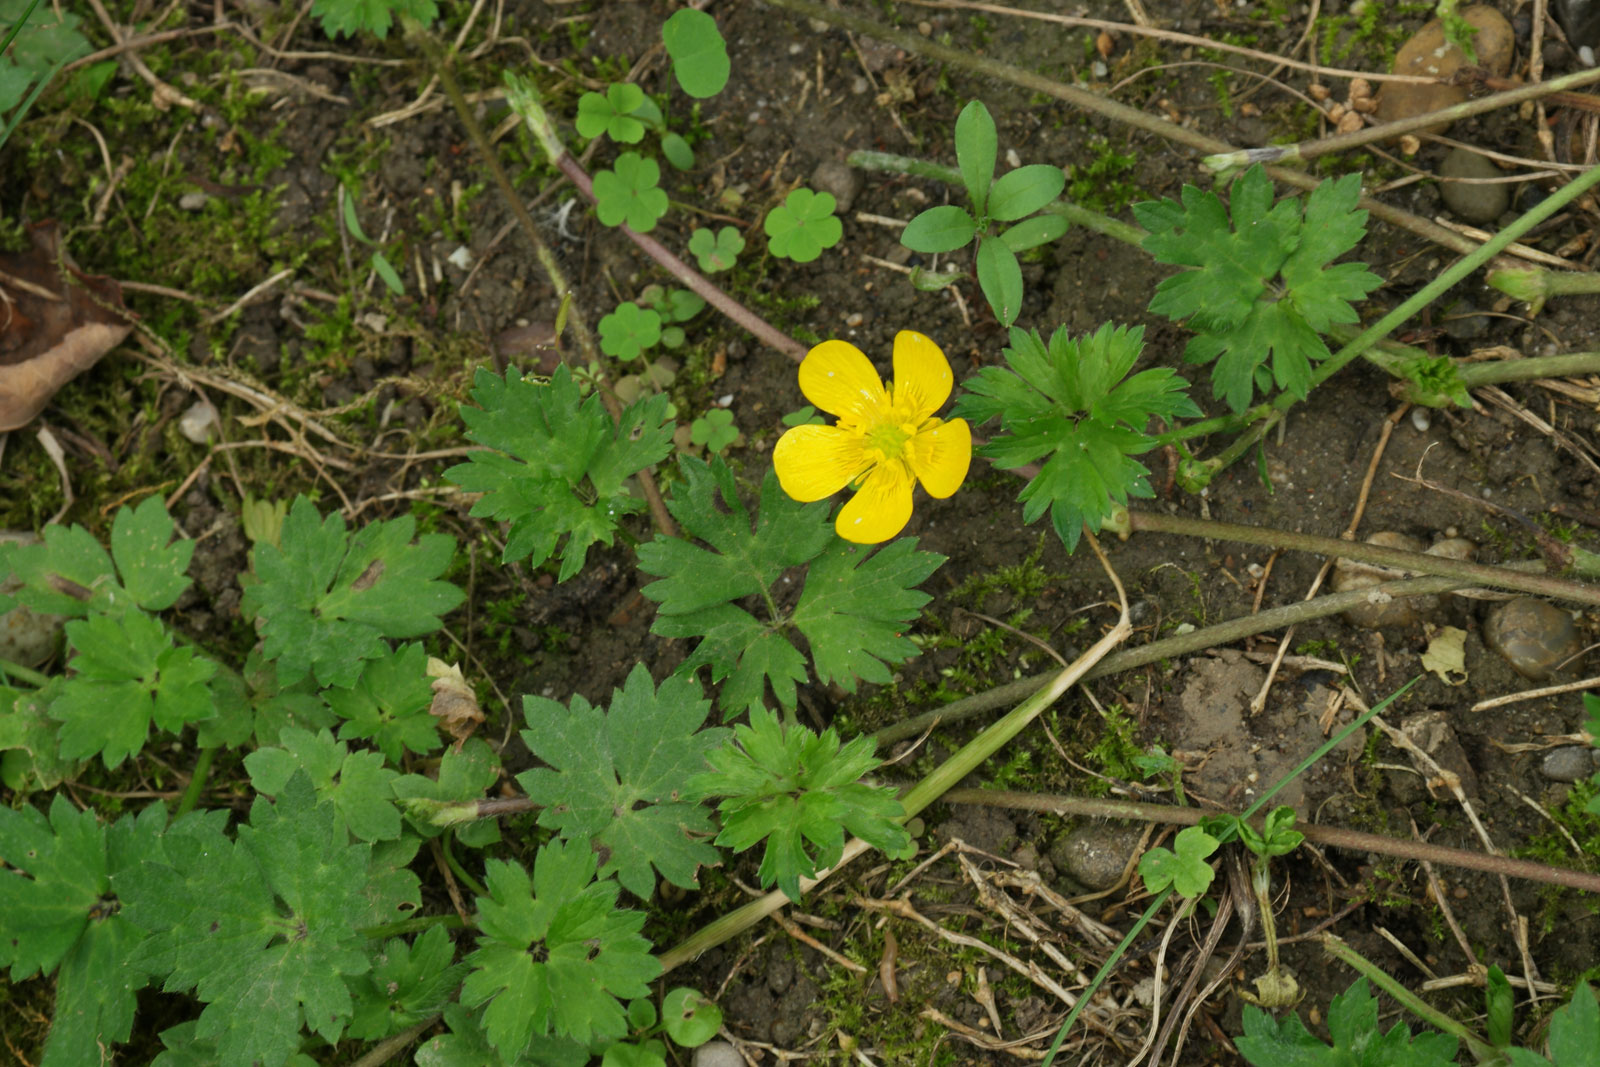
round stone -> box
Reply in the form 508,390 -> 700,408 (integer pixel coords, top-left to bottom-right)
809,159 -> 862,215
1540,746 -> 1599,784
1439,148 -> 1510,224
1483,597 -> 1581,680
1050,821 -> 1143,891
693,1042 -> 745,1067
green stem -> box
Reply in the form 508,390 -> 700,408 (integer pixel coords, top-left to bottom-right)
361,913 -> 468,940
175,745 -> 217,818
441,831 -> 488,898
1321,933 -> 1499,1062
0,656 -> 49,687
1456,351 -> 1600,388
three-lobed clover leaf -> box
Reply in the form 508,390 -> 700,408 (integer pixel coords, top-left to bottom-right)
688,226 -> 744,273
244,726 -> 403,842
122,772 -> 421,1067
1235,977 -> 1459,1067
517,664 -> 728,898
1134,165 -> 1381,413
593,152 -> 669,232
956,323 -> 1201,552
461,841 -> 661,1057
575,82 -> 647,144
0,796 -> 164,1067
689,408 -> 739,454
445,365 -> 674,582
764,188 -> 843,263
323,641 -> 441,765
50,608 -> 218,768
1137,824 -> 1219,898
688,708 -> 911,902
599,301 -> 663,361
242,496 -> 464,689
638,458 -> 942,717
311,0 -> 438,39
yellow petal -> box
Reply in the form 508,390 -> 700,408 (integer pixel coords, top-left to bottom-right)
891,330 -> 953,421
835,461 -> 914,544
773,424 -> 869,502
799,340 -> 888,425
906,417 -> 971,499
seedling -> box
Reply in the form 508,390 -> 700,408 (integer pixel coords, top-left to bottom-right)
637,283 -> 706,348
689,408 -> 739,454
599,300 -> 663,360
764,187 -> 844,263
593,152 -> 670,232
688,225 -> 745,273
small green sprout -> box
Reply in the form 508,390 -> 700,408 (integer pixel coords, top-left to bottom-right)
599,302 -> 662,361
593,152 -> 669,232
781,405 -> 825,427
662,9 -> 730,98
688,226 -> 745,273
575,83 -> 647,144
1137,824 -> 1218,898
764,188 -> 843,263
638,284 -> 705,349
689,408 -> 739,454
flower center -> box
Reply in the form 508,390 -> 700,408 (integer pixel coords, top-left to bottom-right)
864,419 -> 914,461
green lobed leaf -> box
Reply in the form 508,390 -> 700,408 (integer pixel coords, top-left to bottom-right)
461,843 -> 661,1056
1136,825 -> 1218,898
0,680 -> 77,791
310,0 -> 438,39
661,9 -> 729,98
689,709 -> 908,901
110,495 -> 196,610
593,152 -> 669,232
764,188 -> 842,263
392,736 -> 504,845
243,726 -> 403,842
50,609 -> 218,768
1,521 -> 117,617
416,1003 -> 590,1067
792,537 -> 943,693
688,226 -> 744,272
1235,977 -> 1459,1067
662,987 -> 723,1048
242,496 -> 463,689
446,365 -> 673,582
323,641 -> 440,765
955,324 -> 1199,551
518,665 -> 728,897
575,83 -> 646,143
346,924 -> 469,1040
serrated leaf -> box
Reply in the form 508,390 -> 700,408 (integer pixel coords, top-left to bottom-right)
1235,978 -> 1460,1067
416,1003 -> 590,1067
2,522 -> 116,616
446,365 -> 673,582
242,496 -> 463,689
393,737 -> 503,845
244,726 -> 402,842
110,495 -> 195,610
311,0 -> 437,38
347,924 -> 469,1040
323,641 -> 439,764
122,773 -> 413,1067
50,609 -> 217,768
955,324 -> 1199,551
461,844 -> 661,1056
518,665 -> 727,897
792,537 -> 943,692
0,680 -> 79,790
689,709 -> 908,901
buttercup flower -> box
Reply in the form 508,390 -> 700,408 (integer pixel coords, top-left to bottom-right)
773,331 -> 972,543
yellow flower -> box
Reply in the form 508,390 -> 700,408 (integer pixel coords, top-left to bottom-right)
773,331 -> 972,544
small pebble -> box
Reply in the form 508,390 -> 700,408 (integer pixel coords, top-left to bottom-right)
1050,821 -> 1143,891
178,398 -> 220,443
1411,408 -> 1431,432
693,1042 -> 745,1067
845,311 -> 864,328
1483,597 -> 1582,680
1092,60 -> 1109,78
810,159 -> 862,214
1540,746 -> 1600,783
178,191 -> 209,211
1439,147 -> 1510,224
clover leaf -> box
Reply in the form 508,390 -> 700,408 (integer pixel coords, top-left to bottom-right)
1137,824 -> 1218,898
593,152 -> 668,232
764,188 -> 842,263
689,409 -> 738,454
688,226 -> 744,273
575,83 -> 646,144
599,301 -> 662,361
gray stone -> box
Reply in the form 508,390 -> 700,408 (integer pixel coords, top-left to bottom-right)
1050,821 -> 1143,891
1540,745 -> 1599,783
1439,148 -> 1510,223
809,159 -> 861,215
1484,598 -> 1581,680
178,191 -> 209,211
693,1042 -> 744,1067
